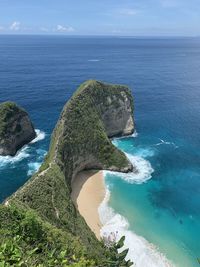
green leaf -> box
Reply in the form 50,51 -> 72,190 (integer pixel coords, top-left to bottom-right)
115,236 -> 125,249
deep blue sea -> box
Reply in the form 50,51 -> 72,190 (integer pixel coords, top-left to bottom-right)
0,35 -> 200,267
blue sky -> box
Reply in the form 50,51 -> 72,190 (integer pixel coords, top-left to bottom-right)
0,0 -> 200,36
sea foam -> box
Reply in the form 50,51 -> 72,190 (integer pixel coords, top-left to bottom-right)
106,153 -> 154,184
0,129 -> 46,169
27,162 -> 41,176
27,148 -> 47,176
99,189 -> 174,267
113,130 -> 138,142
30,129 -> 46,143
131,130 -> 138,138
0,146 -> 30,168
99,134 -> 174,267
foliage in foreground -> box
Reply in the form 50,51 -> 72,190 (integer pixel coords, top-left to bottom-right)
0,205 -> 133,266
0,205 -> 95,266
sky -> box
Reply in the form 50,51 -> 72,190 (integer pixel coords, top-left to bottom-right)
0,0 -> 200,36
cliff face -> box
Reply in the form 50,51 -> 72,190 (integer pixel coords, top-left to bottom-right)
53,80 -> 134,183
0,102 -> 36,156
96,86 -> 134,137
6,80 -> 134,265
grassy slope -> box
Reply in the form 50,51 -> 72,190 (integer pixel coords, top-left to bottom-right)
0,80 -> 134,266
0,205 -> 96,266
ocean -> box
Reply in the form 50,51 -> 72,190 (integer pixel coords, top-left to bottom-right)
0,35 -> 200,266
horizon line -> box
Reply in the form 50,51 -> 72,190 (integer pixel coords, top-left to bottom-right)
0,33 -> 199,38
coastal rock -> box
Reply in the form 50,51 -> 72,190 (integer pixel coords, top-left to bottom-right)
0,102 -> 36,156
100,90 -> 134,137
54,80 -> 135,180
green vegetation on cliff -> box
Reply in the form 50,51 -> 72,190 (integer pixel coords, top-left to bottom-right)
0,205 -> 132,266
1,80 -> 134,266
0,102 -> 26,138
0,101 -> 36,156
0,205 -> 96,266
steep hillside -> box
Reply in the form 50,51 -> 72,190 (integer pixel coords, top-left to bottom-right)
1,80 -> 134,266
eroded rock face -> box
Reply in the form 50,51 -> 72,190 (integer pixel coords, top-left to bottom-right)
97,90 -> 134,137
0,102 -> 36,156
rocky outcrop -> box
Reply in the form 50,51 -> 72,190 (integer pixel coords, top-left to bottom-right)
0,102 -> 36,156
97,87 -> 134,137
53,80 -> 135,183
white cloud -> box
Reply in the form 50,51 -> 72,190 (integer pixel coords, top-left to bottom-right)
118,8 -> 139,16
56,24 -> 74,32
0,26 -> 4,31
10,21 -> 21,31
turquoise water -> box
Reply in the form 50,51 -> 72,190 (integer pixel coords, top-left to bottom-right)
0,36 -> 200,266
101,135 -> 200,267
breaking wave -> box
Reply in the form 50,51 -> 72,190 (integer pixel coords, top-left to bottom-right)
112,131 -> 138,142
0,129 -> 46,169
131,130 -> 138,138
27,162 -> 41,176
0,146 -> 30,168
106,153 -> 154,184
99,134 -> 173,266
27,148 -> 47,176
31,129 -> 46,143
99,189 -> 174,267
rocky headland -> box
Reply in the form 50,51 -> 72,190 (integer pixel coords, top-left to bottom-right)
0,80 -> 134,266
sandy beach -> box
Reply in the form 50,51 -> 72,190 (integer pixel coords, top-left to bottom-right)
71,170 -> 105,239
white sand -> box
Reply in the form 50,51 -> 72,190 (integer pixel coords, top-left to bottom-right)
71,170 -> 105,239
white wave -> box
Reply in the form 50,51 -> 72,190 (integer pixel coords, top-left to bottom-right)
99,189 -> 175,267
30,129 -> 46,144
88,59 -> 100,62
0,129 -> 45,169
36,148 -> 47,157
106,153 -> 154,184
112,139 -> 120,147
27,162 -> 41,176
112,130 -> 138,143
27,148 -> 47,176
0,146 -> 30,168
131,130 -> 138,138
155,139 -> 178,149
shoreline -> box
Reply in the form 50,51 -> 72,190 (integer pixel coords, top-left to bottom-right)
71,170 -> 105,239
72,168 -> 175,267
71,170 -> 175,267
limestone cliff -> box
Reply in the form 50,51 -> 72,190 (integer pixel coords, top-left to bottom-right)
53,80 -> 134,183
0,102 -> 36,156
5,80 -> 134,265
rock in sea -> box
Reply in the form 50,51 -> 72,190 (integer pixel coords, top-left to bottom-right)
0,102 -> 36,156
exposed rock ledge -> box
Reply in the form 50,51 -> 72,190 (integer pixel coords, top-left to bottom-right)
0,102 -> 36,156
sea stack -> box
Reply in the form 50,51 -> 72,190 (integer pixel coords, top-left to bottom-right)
0,102 -> 36,156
